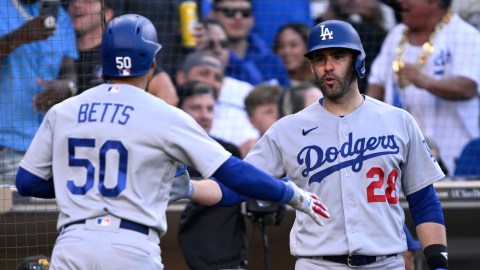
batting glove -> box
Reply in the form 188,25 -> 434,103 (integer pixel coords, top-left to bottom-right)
285,181 -> 330,226
169,164 -> 194,202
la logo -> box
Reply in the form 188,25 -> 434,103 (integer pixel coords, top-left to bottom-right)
320,25 -> 333,40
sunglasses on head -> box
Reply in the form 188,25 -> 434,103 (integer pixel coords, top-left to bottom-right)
208,40 -> 229,50
215,7 -> 252,18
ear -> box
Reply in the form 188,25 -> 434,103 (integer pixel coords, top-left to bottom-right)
176,72 -> 186,86
309,61 -> 315,74
105,8 -> 114,23
151,58 -> 157,70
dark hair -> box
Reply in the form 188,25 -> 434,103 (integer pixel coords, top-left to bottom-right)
279,82 -> 320,117
213,0 -> 252,7
244,84 -> 283,116
439,0 -> 452,9
273,23 -> 310,53
102,0 -> 115,9
180,51 -> 224,74
177,80 -> 217,108
201,18 -> 227,33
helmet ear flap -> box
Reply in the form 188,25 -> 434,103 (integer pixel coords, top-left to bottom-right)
355,53 -> 366,79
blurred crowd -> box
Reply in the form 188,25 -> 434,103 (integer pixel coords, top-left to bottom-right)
1,0 -> 479,186
2,0 -> 479,269
0,0 -> 480,190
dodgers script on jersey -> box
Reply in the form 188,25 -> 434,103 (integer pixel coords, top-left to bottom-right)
244,96 -> 444,257
19,84 -> 231,236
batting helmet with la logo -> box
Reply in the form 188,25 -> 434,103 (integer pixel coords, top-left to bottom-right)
304,20 -> 366,79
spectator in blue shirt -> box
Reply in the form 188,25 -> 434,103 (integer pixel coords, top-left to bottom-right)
454,138 -> 480,179
0,0 -> 78,185
210,0 -> 290,88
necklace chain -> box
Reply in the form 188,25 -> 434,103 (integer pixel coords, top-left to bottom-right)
392,9 -> 453,88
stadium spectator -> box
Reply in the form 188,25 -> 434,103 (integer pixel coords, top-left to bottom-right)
210,0 -> 290,87
279,82 -> 323,118
175,80 -> 248,270
250,0 -> 312,49
193,18 -> 253,83
273,23 -> 314,87
176,51 -> 258,147
367,0 -> 480,176
454,138 -> 480,179
0,0 -> 78,185
240,84 -> 283,157
453,0 -> 480,29
122,0 -> 195,79
69,0 -> 178,105
69,0 -> 113,94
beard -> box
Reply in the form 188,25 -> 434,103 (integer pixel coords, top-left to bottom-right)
313,68 -> 355,100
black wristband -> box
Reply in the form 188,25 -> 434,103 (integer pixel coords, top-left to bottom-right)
424,244 -> 448,270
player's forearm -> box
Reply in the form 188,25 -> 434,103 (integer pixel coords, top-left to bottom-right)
417,222 -> 449,270
190,179 -> 223,206
416,222 -> 447,248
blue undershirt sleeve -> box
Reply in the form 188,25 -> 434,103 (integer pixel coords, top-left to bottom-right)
16,166 -> 55,199
211,178 -> 249,207
406,184 -> 444,225
212,156 -> 293,204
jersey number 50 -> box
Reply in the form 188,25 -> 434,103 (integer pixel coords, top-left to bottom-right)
366,167 -> 399,204
67,138 -> 128,197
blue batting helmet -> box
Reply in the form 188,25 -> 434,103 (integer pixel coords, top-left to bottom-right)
304,20 -> 366,78
101,14 -> 162,78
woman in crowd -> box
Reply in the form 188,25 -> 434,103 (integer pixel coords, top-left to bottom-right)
273,23 -> 314,86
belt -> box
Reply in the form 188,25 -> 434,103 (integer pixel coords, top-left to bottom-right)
299,254 -> 397,268
64,219 -> 149,235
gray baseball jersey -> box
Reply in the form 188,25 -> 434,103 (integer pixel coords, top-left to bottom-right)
20,83 -> 231,236
244,96 -> 444,257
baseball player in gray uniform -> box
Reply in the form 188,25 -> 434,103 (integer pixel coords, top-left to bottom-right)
15,14 -> 329,270
183,20 -> 449,270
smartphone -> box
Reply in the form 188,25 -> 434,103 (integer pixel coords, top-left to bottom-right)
39,0 -> 60,19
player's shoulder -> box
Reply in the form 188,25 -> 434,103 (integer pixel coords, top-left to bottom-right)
448,13 -> 480,35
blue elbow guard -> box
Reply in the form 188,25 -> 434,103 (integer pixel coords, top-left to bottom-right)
406,185 -> 444,226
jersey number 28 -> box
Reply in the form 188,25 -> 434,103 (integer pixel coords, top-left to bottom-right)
67,138 -> 127,197
366,167 -> 399,204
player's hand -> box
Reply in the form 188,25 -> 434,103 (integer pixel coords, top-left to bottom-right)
169,164 -> 194,202
33,78 -> 74,112
285,181 -> 330,226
